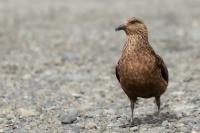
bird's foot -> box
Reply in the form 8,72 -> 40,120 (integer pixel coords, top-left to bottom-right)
157,112 -> 161,119
119,121 -> 136,128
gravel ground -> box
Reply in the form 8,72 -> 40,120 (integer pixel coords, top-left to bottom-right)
0,0 -> 200,132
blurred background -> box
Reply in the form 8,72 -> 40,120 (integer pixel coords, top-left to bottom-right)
0,0 -> 199,132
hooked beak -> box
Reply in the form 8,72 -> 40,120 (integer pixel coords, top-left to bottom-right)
115,24 -> 126,31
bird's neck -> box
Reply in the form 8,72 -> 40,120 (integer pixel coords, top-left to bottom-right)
126,33 -> 149,50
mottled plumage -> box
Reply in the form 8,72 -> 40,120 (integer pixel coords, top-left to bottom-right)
115,17 -> 168,126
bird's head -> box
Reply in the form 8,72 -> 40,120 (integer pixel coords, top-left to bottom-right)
115,17 -> 148,36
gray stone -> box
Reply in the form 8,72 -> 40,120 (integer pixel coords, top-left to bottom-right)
60,109 -> 79,124
84,122 -> 97,129
0,118 -> 5,124
17,108 -> 39,117
162,120 -> 169,127
61,52 -> 80,62
130,126 -> 138,131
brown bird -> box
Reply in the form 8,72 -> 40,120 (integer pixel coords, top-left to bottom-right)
115,17 -> 168,126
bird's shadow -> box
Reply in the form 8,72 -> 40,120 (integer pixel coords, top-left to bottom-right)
137,112 -> 177,126
120,111 -> 178,128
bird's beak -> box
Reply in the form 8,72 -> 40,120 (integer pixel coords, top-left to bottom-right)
115,24 -> 126,31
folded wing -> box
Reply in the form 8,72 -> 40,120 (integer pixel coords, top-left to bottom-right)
156,55 -> 168,83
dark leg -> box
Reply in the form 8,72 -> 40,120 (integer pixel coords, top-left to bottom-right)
119,98 -> 137,128
130,99 -> 135,124
155,96 -> 161,116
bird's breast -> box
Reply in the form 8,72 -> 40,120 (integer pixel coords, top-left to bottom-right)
118,51 -> 157,85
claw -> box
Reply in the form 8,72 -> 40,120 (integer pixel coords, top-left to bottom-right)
119,122 -> 136,128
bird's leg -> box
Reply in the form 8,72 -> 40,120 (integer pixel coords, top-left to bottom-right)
130,100 -> 135,124
155,96 -> 161,116
119,98 -> 137,128
129,98 -> 137,126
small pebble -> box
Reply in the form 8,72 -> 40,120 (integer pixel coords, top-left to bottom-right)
162,120 -> 169,127
60,109 -> 78,124
17,108 -> 39,117
0,129 -> 4,133
130,126 -> 138,131
85,122 -> 97,129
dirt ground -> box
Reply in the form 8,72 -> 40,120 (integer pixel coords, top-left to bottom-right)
0,0 -> 200,132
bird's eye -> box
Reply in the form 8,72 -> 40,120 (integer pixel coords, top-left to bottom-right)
130,20 -> 140,24
130,21 -> 136,24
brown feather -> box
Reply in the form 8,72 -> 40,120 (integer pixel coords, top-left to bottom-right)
156,54 -> 169,83
115,65 -> 120,82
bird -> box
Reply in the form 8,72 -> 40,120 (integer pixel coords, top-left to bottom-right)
115,17 -> 168,127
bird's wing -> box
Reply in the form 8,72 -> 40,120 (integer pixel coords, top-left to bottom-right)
156,55 -> 168,83
115,64 -> 120,82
